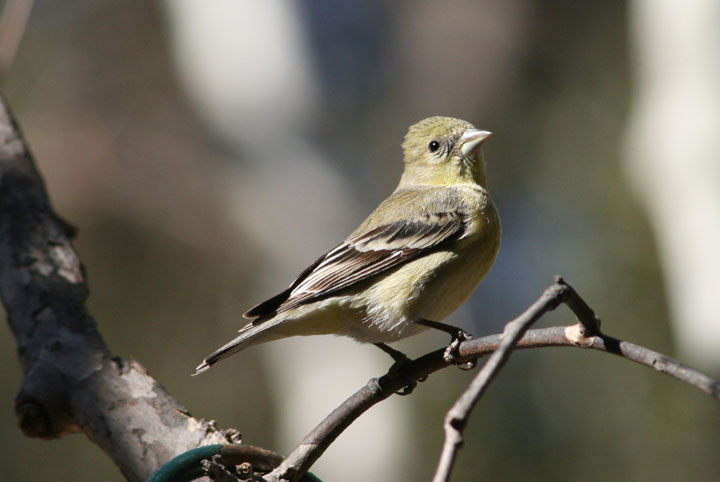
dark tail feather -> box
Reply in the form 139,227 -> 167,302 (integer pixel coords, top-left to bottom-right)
193,321 -> 280,375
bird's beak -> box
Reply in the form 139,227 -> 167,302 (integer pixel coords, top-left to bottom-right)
459,129 -> 492,156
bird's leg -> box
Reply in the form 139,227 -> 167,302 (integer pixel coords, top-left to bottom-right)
374,343 -> 422,395
374,342 -> 410,364
416,319 -> 476,370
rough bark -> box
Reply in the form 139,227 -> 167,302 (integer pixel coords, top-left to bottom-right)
0,97 -> 239,482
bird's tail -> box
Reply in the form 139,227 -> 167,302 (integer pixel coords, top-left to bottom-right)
193,319 -> 281,375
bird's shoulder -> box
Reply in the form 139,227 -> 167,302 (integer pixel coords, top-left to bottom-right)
348,184 -> 486,240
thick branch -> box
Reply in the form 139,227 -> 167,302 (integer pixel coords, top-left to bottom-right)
0,96 -> 239,481
266,280 -> 720,482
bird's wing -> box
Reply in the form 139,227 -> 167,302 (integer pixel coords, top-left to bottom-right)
243,210 -> 466,322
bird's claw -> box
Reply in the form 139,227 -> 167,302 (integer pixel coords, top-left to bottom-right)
395,380 -> 417,396
375,343 -> 424,394
443,329 -> 476,370
388,357 -> 420,395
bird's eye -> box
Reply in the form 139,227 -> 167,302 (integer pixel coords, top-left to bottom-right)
428,140 -> 441,153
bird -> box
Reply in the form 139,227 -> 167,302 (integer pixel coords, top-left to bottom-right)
195,116 -> 501,375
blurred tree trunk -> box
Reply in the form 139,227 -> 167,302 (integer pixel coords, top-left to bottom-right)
625,0 -> 720,369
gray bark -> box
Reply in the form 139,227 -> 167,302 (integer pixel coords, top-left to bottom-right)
0,97 -> 239,482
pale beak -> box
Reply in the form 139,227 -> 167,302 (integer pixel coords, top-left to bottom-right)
459,129 -> 492,156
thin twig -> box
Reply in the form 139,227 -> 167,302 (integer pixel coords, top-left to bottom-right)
432,281 -> 567,482
432,277 -> 604,482
265,279 -> 720,482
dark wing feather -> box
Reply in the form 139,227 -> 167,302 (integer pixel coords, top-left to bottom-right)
243,249 -> 334,320
244,211 -> 465,323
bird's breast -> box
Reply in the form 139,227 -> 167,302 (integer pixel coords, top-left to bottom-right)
417,194 -> 501,321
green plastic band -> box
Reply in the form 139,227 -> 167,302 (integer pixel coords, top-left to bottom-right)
147,444 -> 222,482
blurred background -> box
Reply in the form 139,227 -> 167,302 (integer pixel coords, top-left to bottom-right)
1,0 -> 719,480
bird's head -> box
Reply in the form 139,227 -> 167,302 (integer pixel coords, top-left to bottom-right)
399,116 -> 492,188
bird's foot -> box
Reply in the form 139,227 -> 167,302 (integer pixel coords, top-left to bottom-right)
390,364 -> 417,396
374,343 -> 425,395
417,319 -> 476,370
443,329 -> 476,370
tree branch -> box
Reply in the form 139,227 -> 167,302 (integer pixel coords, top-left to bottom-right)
432,281 -> 567,482
431,277 -> 604,482
0,96 -> 240,481
266,280 -> 720,482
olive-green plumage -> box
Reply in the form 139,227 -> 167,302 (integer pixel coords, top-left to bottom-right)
195,116 -> 501,374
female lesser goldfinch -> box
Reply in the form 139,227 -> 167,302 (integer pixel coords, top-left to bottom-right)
195,116 -> 501,374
